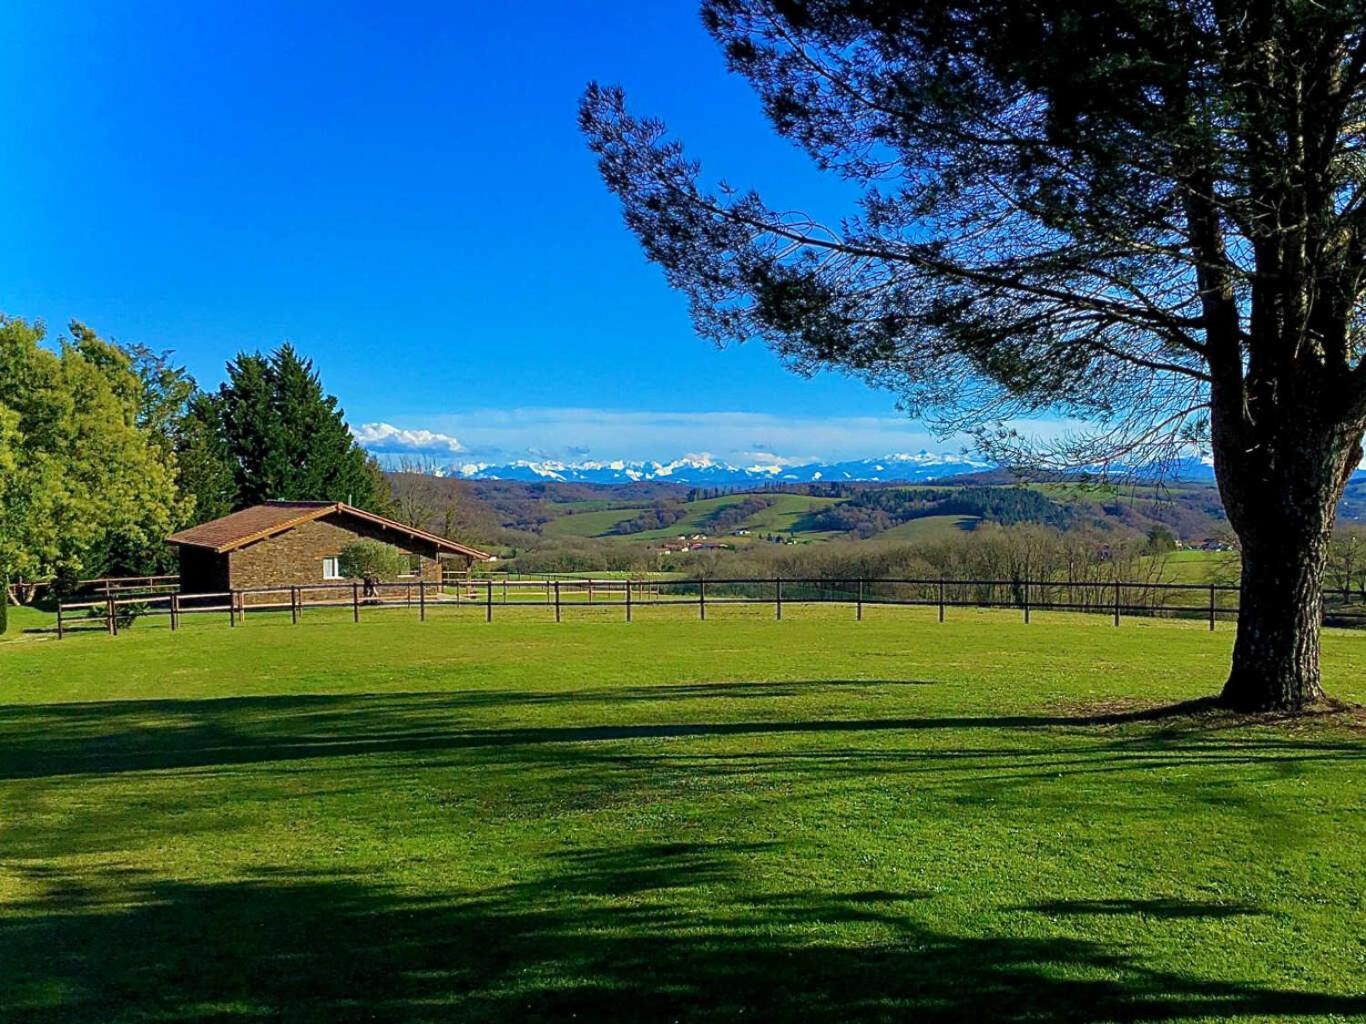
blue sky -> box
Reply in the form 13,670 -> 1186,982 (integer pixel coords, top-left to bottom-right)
0,1 -> 987,465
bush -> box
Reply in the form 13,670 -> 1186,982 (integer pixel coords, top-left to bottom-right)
0,577 -> 7,635
338,540 -> 411,595
84,602 -> 146,629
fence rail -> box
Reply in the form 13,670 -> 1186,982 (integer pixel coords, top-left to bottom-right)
53,575 -> 1366,638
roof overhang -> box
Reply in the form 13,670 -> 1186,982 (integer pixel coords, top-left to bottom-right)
167,502 -> 491,561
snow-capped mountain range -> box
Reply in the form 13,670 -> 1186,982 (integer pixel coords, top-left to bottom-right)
392,450 -> 1362,486
439,450 -> 995,485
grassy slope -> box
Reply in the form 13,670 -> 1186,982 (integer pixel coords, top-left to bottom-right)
2,606 -> 1363,1023
1158,549 -> 1241,583
541,506 -> 643,538
874,513 -> 982,542
557,491 -> 852,546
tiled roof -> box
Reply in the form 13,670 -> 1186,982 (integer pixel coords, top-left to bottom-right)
166,501 -> 490,559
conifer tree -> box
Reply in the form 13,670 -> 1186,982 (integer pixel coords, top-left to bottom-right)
214,345 -> 385,510
582,0 -> 1366,711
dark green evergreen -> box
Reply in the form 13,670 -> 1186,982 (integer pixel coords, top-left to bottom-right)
214,345 -> 384,511
175,393 -> 237,523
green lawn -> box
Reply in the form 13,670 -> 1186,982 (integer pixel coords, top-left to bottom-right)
2,604 -> 1363,1023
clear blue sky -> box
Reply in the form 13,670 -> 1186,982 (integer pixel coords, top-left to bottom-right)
1,1 -> 983,464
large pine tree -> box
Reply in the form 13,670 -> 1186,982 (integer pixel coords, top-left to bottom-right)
213,345 -> 386,511
581,0 -> 1366,712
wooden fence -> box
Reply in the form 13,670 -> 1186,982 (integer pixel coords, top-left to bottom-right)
54,576 -> 1366,637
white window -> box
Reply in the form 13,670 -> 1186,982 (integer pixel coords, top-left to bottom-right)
323,556 -> 342,580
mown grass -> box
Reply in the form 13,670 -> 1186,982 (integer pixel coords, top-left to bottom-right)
2,604 -> 1363,1023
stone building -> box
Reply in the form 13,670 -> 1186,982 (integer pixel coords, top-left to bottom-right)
167,501 -> 489,601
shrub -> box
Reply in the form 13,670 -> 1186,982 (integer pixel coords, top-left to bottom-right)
338,541 -> 410,596
0,577 -> 7,635
83,602 -> 146,629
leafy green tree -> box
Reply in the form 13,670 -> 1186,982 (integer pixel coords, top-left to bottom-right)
1145,527 -> 1179,555
337,540 -> 410,596
73,329 -> 235,572
214,345 -> 384,510
582,1 -> 1366,711
0,316 -> 187,593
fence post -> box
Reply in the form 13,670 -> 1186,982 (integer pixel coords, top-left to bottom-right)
57,601 -> 65,640
106,596 -> 117,635
699,578 -> 706,620
775,577 -> 783,620
486,579 -> 493,622
229,591 -> 237,628
626,578 -> 633,622
554,580 -> 561,622
419,581 -> 426,622
938,578 -> 945,622
290,586 -> 298,625
857,579 -> 863,621
588,580 -> 594,604
171,593 -> 180,632
1023,581 -> 1030,624
1113,580 -> 1121,627
353,582 -> 360,623
1209,584 -> 1216,631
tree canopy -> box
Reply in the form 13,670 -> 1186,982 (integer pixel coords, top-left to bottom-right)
583,1 -> 1365,463
0,317 -> 188,588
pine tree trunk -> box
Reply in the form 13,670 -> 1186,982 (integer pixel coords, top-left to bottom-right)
1221,529 -> 1327,711
1214,423 -> 1361,712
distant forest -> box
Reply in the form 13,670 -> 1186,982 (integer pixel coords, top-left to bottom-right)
812,487 -> 1071,538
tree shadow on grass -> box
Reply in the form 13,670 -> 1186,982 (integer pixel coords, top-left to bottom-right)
2,843 -> 1361,1024
1020,898 -> 1264,920
0,687 -> 1361,782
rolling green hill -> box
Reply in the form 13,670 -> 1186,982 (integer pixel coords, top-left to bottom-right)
524,482 -> 1235,552
541,506 -> 644,538
543,492 -> 850,543
874,514 -> 982,543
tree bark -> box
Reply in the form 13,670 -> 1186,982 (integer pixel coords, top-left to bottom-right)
1222,528 -> 1329,711
1215,423 -> 1363,712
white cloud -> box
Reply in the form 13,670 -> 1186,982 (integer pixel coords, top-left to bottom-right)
352,407 -> 995,464
352,422 -> 463,454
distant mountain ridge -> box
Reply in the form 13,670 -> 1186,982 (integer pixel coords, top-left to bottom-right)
395,449 -> 1362,487
440,450 -> 994,484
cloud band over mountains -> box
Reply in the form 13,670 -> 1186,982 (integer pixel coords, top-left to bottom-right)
352,407 -> 973,465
